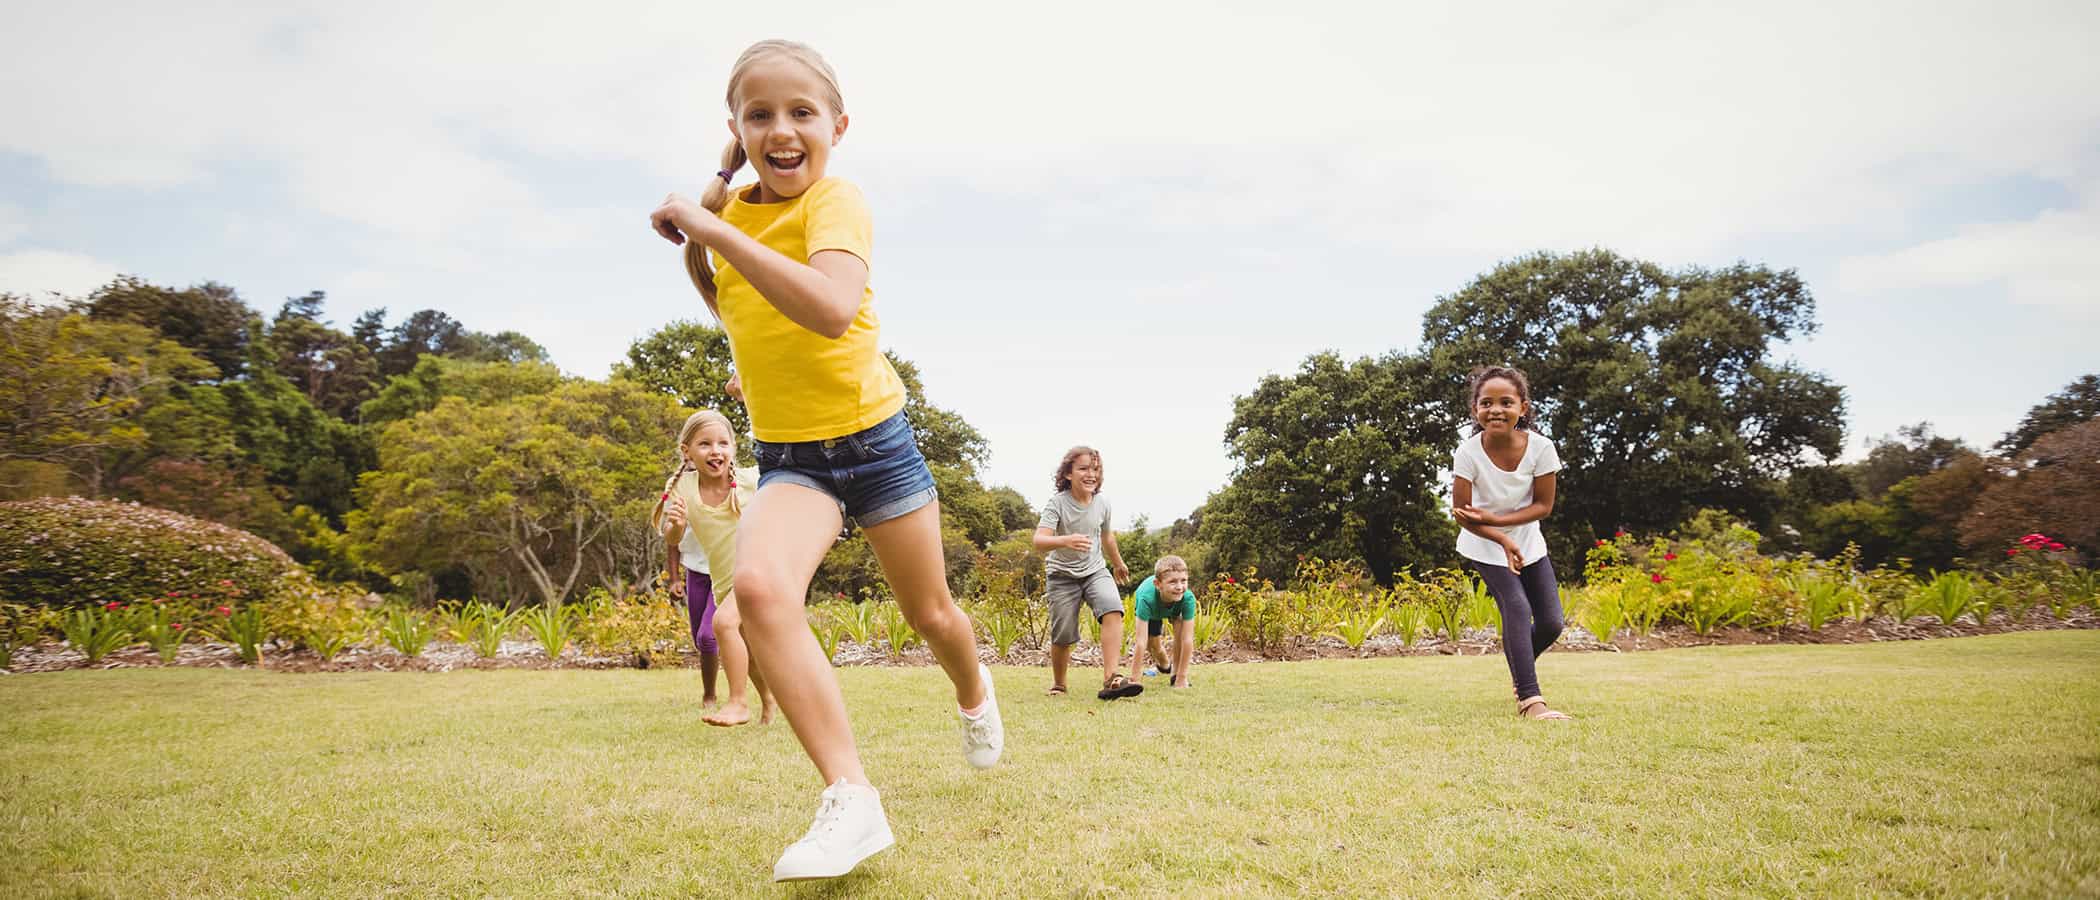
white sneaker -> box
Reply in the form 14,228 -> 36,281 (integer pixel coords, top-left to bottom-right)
772,780 -> 895,882
959,663 -> 1004,769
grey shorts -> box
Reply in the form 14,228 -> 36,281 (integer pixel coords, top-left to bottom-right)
1046,568 -> 1123,646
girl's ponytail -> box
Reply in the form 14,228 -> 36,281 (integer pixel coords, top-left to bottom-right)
683,139 -> 748,306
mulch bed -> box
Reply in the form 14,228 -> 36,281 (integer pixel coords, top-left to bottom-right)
5,607 -> 2094,676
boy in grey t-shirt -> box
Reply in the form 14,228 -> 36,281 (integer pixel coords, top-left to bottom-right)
1034,446 -> 1140,700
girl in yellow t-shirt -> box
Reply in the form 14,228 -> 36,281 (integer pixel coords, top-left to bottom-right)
646,40 -> 1001,883
652,409 -> 773,727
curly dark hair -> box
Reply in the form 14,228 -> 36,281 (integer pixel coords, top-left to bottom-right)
1053,445 -> 1102,493
1466,365 -> 1536,434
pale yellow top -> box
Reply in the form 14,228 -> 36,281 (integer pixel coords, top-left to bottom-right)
672,466 -> 758,598
713,176 -> 906,442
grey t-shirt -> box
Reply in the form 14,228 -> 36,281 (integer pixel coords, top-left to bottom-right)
1038,490 -> 1111,578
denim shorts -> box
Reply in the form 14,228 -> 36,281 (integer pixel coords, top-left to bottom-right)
752,410 -> 939,529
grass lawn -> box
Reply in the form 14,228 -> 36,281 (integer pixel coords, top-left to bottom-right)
3,632 -> 2097,898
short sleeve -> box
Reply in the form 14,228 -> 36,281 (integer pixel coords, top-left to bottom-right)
1451,440 -> 1479,483
1133,578 -> 1157,604
1037,498 -> 1061,532
802,178 -> 872,265
1098,497 -> 1112,535
1533,436 -> 1562,477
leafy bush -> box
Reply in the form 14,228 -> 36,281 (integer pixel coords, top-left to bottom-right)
132,602 -> 188,663
379,608 -> 434,657
576,589 -> 686,668
267,574 -> 371,661
1388,600 -> 1429,647
521,605 -> 577,659
210,604 -> 269,665
0,497 -> 299,608
1916,572 -> 1978,627
879,602 -> 920,656
2,602 -> 57,669
63,603 -> 133,662
460,602 -> 518,658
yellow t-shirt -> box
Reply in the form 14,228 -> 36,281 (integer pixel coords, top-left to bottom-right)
672,466 -> 759,599
712,177 -> 906,442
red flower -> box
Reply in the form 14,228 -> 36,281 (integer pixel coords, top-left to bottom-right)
215,606 -> 232,616
103,601 -> 123,610
2048,542 -> 2066,552
1595,539 -> 1607,547
170,623 -> 184,631
1225,576 -> 1237,584
165,591 -> 177,597
1615,530 -> 1628,538
1651,572 -> 1665,584
2007,548 -> 2020,556
1663,553 -> 1677,562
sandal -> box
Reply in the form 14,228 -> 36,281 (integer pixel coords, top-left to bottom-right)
1098,674 -> 1144,700
1045,684 -> 1067,697
1517,696 -> 1571,721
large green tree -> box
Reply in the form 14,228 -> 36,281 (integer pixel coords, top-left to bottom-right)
350,379 -> 687,606
1997,374 -> 2099,455
83,276 -> 261,379
266,291 -> 380,418
1,296 -> 217,496
1418,250 -> 1846,556
1198,350 -> 1453,585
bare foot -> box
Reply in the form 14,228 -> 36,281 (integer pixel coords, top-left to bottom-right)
703,701 -> 752,727
701,695 -> 721,712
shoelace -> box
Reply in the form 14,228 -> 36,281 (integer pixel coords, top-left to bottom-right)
803,792 -> 846,841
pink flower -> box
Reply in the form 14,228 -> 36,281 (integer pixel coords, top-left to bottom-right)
2048,542 -> 2066,552
164,591 -> 177,597
215,606 -> 232,616
104,601 -> 123,611
170,623 -> 184,631
1651,572 -> 1665,584
1663,553 -> 1677,562
2007,548 -> 2020,557
217,580 -> 233,587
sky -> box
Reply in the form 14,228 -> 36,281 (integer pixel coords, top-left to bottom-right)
2,0 -> 2095,526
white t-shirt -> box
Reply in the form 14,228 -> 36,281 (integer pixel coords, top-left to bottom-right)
678,528 -> 709,575
1452,431 -> 1562,568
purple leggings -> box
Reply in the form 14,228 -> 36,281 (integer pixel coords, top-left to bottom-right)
684,569 -> 718,654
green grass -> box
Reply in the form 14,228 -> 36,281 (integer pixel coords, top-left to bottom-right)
4,633 -> 2098,898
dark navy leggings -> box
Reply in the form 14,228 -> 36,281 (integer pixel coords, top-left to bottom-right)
1467,556 -> 1565,700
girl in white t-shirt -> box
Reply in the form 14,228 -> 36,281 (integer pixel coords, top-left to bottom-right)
1450,366 -> 1571,721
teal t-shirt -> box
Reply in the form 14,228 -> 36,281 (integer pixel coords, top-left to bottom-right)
1133,575 -> 1197,621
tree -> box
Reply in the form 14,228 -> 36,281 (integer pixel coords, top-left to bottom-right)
1418,250 -> 1845,558
350,380 -> 688,607
454,330 -> 551,365
1998,374 -> 2100,456
612,319 -> 744,437
83,276 -> 262,379
1852,423 -> 1971,499
0,296 -> 217,495
266,291 -> 380,418
1198,350 -> 1453,585
1962,420 -> 2100,555
375,309 -> 469,378
359,356 -> 567,427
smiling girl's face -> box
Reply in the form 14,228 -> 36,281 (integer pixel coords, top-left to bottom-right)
684,420 -> 736,478
1473,376 -> 1526,436
728,55 -> 848,203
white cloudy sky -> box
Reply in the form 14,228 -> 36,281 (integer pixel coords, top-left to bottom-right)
3,1 -> 2095,525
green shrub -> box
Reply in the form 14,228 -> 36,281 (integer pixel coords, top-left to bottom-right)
379,608 -> 434,658
63,603 -> 133,662
211,605 -> 270,665
576,590 -> 685,668
521,605 -> 577,659
267,574 -> 371,661
0,497 -> 299,608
